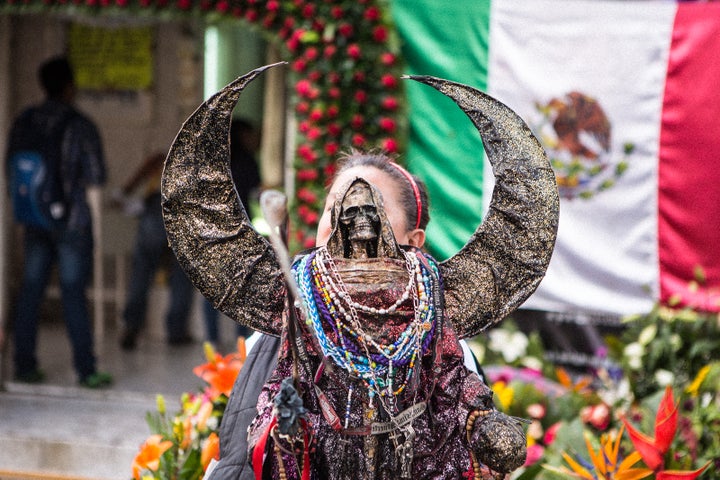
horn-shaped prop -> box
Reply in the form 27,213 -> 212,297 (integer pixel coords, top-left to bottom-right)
161,63 -> 286,336
405,76 -> 559,339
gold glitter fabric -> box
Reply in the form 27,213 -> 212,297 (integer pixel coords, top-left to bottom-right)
404,75 -> 561,339
161,63 -> 287,336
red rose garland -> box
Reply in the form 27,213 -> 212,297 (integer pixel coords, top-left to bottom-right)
4,0 -> 404,251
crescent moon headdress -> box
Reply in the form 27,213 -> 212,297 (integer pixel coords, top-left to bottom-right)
161,64 -> 559,339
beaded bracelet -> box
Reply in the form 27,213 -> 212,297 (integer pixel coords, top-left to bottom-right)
466,409 -> 492,480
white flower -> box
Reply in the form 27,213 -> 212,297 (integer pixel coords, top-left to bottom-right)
624,342 -> 644,370
638,324 -> 657,346
654,369 -> 674,387
489,329 -> 528,363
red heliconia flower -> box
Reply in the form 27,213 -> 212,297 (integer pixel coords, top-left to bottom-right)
347,44 -> 362,60
266,0 -> 279,11
338,23 -> 354,38
352,134 -> 366,147
325,142 -> 339,156
382,138 -> 398,153
381,74 -> 398,89
380,52 -> 396,66
379,117 -> 396,133
354,90 -> 368,104
373,26 -> 388,43
381,96 -> 399,111
622,386 -> 710,479
364,6 -> 380,21
351,114 -> 364,129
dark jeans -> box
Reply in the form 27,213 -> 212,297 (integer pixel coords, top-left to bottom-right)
123,195 -> 193,341
13,226 -> 97,380
202,298 -> 252,344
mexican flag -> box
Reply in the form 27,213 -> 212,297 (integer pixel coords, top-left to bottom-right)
392,0 -> 720,316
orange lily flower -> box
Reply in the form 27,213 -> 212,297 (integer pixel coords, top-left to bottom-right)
132,434 -> 173,480
201,432 -> 220,470
622,386 -> 709,479
193,338 -> 247,397
556,367 -> 593,393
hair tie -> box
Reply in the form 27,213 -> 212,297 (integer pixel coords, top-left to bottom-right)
389,162 -> 422,230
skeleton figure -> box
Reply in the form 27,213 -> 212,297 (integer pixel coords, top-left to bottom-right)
161,63 -> 560,479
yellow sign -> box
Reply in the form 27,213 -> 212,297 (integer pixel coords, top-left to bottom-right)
68,24 -> 153,91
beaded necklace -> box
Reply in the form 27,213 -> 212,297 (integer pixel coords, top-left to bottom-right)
293,247 -> 437,404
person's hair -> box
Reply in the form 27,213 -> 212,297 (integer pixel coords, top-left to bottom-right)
334,149 -> 431,231
38,56 -> 74,98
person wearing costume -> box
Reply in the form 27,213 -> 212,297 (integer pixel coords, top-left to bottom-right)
161,64 -> 559,479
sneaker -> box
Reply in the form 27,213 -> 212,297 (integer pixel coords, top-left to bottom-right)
15,369 -> 45,384
79,371 -> 113,389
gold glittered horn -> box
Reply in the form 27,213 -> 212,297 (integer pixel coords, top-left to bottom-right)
161,62 -> 287,336
404,75 -> 560,339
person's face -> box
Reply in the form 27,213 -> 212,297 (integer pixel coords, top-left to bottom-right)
316,165 -> 425,248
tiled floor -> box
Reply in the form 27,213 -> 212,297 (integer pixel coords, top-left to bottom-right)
0,318 -> 242,479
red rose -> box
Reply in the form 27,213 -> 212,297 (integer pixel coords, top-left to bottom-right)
381,74 -> 397,89
327,123 -> 341,137
364,6 -> 380,21
266,0 -> 279,11
292,59 -> 307,72
328,88 -> 341,100
338,23 -> 354,38
381,96 -> 399,110
353,71 -> 366,82
176,0 -> 191,9
245,9 -> 258,21
347,44 -> 362,60
382,138 -> 398,153
328,72 -> 341,84
331,6 -> 343,19
307,127 -> 322,141
302,4 -> 315,18
262,14 -> 276,28
295,79 -> 312,98
324,163 -> 337,178
304,211 -> 319,226
373,26 -> 388,43
323,45 -> 337,59
351,114 -> 364,129
297,169 -> 319,182
326,105 -> 339,118
303,237 -> 317,249
308,71 -> 322,82
297,188 -> 318,204
380,52 -> 396,66
284,17 -> 295,28
296,101 -> 310,114
297,145 -> 317,164
297,204 -> 310,217
298,121 -> 311,133
215,0 -> 229,12
309,108 -> 323,122
304,47 -> 319,61
352,134 -> 366,147
354,90 -> 368,104
379,117 -> 396,133
325,142 -> 339,156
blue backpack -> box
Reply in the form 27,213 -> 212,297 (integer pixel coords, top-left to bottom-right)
7,108 -> 73,230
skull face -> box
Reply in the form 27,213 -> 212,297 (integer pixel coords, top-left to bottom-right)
338,181 -> 381,258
